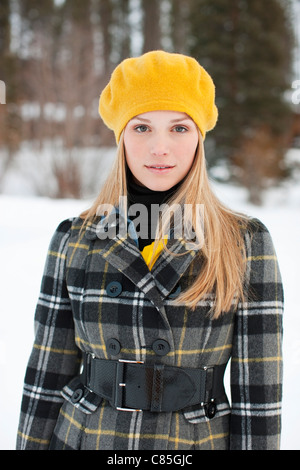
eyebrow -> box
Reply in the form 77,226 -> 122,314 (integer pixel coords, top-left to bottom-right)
131,116 -> 193,123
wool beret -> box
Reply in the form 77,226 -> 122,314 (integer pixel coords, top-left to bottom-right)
99,50 -> 218,143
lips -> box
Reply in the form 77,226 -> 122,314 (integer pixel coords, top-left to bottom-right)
145,164 -> 175,174
145,165 -> 175,169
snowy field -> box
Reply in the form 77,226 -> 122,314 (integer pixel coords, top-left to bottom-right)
0,168 -> 299,450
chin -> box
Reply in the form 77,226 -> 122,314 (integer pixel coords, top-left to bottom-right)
146,181 -> 175,192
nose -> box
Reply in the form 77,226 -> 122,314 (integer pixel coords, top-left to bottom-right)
150,134 -> 170,157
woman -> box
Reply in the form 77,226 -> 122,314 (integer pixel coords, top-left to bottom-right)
16,51 -> 283,450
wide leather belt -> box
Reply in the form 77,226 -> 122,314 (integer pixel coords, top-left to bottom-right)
80,353 -> 226,414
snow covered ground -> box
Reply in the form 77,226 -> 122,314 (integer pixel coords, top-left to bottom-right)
0,170 -> 299,450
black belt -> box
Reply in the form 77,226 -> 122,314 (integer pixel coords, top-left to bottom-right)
80,353 -> 226,415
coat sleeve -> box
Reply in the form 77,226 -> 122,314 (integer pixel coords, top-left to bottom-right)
16,219 -> 81,450
230,219 -> 284,450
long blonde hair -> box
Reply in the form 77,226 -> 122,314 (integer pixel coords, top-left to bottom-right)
81,130 -> 249,319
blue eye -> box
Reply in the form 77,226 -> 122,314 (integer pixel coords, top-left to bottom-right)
173,126 -> 188,133
134,125 -> 149,133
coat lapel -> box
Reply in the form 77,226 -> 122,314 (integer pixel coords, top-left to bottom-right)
151,237 -> 199,297
83,217 -> 200,327
98,234 -> 170,323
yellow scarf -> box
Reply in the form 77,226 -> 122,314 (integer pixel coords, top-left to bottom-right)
141,237 -> 167,270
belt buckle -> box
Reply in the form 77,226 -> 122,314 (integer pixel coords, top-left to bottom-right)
115,359 -> 144,412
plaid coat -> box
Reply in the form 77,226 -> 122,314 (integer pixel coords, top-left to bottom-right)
16,215 -> 283,450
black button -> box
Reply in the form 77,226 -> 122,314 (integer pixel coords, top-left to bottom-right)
106,338 -> 121,356
169,285 -> 181,299
71,388 -> 84,404
152,339 -> 170,356
106,281 -> 122,297
205,401 -> 217,419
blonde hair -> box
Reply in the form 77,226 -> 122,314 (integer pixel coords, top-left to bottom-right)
81,130 -> 249,319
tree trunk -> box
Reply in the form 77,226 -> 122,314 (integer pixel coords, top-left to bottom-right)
142,0 -> 161,52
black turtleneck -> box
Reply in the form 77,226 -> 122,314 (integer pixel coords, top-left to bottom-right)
127,173 -> 180,251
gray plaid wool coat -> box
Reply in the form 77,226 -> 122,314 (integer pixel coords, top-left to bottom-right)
16,215 -> 283,450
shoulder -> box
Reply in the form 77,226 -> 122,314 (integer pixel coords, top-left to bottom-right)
242,217 -> 277,259
55,217 -> 76,234
241,216 -> 272,243
245,217 -> 269,235
48,217 -> 79,251
53,216 -> 87,235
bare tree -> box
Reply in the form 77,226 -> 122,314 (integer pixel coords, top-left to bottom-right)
142,0 -> 162,52
0,0 -> 22,191
21,18 -> 102,198
170,0 -> 191,54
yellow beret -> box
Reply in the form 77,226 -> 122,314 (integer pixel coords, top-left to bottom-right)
99,50 -> 218,143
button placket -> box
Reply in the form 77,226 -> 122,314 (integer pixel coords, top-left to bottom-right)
106,281 -> 122,297
106,338 -> 121,356
152,339 -> 170,356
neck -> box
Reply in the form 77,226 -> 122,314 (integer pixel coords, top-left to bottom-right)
127,173 -> 180,206
126,172 -> 181,250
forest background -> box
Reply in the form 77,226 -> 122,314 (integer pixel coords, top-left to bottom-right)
0,0 -> 299,204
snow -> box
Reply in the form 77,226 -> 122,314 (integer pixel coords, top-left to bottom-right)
0,172 -> 299,450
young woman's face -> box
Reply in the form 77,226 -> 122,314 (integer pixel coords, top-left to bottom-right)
123,110 -> 199,191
